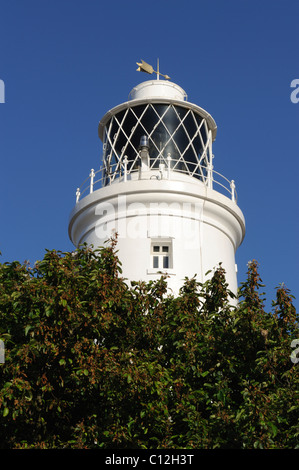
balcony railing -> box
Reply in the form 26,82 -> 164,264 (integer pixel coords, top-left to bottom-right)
74,159 -> 237,204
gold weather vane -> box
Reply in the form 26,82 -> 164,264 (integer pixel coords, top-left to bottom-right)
136,59 -> 170,80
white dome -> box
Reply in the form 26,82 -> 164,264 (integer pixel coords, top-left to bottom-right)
129,80 -> 187,101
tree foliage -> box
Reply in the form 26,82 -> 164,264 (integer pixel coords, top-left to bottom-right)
0,239 -> 298,449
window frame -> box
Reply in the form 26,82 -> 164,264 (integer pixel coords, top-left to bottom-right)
150,240 -> 172,271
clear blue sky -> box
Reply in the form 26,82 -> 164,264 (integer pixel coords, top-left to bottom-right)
0,0 -> 298,310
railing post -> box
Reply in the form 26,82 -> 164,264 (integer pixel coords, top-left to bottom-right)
89,169 -> 95,194
76,188 -> 80,203
207,161 -> 213,189
230,179 -> 236,203
167,153 -> 171,180
159,163 -> 165,179
123,156 -> 128,182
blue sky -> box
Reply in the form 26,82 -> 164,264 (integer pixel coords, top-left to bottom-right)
0,0 -> 298,310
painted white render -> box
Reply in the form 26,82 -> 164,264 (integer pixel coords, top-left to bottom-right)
69,78 -> 245,297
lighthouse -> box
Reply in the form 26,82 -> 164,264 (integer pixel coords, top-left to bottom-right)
68,63 -> 245,297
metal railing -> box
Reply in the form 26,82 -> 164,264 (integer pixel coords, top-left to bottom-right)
74,161 -> 237,204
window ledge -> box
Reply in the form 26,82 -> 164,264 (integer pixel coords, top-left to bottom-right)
147,269 -> 176,276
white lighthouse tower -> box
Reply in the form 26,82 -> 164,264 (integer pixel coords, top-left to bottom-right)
68,63 -> 245,297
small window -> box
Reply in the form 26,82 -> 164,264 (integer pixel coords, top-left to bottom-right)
150,241 -> 172,270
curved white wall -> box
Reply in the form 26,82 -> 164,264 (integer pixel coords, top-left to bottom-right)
69,175 -> 245,298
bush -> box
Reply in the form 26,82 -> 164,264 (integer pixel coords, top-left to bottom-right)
0,239 -> 298,448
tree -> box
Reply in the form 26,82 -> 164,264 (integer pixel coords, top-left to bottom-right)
0,240 -> 298,449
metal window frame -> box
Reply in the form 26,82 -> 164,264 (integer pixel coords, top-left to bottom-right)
102,102 -> 213,183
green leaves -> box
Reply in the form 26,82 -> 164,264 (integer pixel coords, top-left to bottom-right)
0,242 -> 297,449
